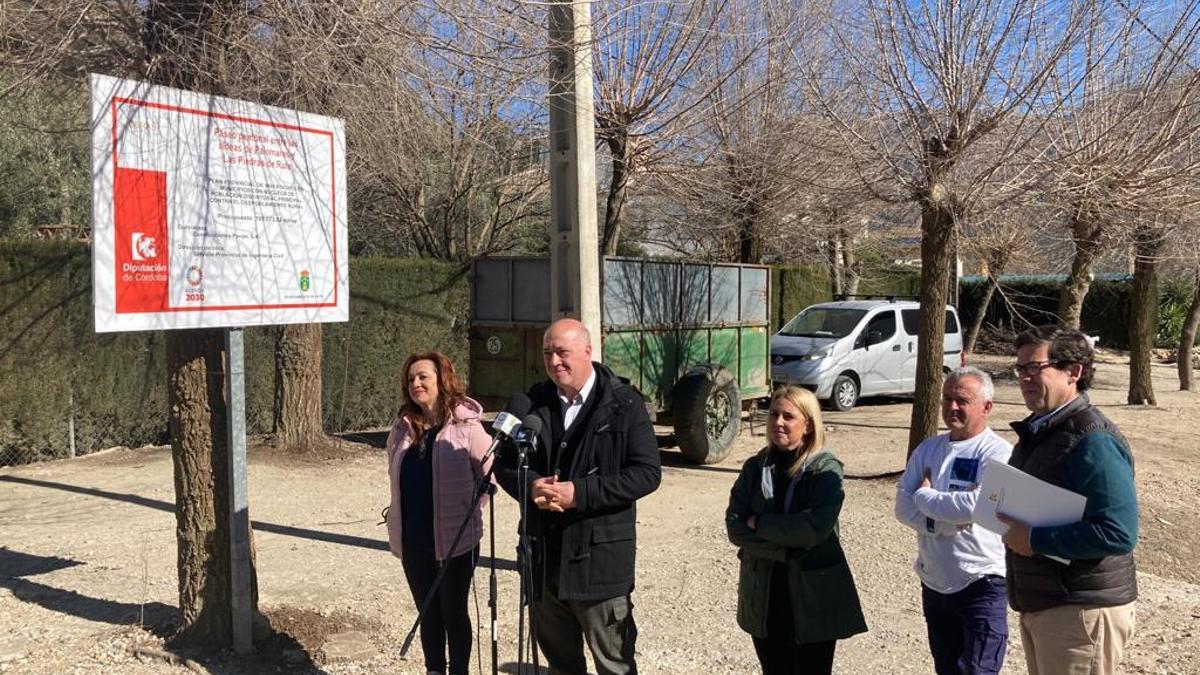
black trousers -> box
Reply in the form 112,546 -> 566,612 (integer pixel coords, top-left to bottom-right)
401,546 -> 478,675
921,575 -> 1008,675
751,634 -> 836,675
751,567 -> 837,675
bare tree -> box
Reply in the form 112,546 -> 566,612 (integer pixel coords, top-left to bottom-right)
343,2 -> 550,260
1,0 -> 259,644
240,1 -> 426,452
260,1 -> 546,451
799,131 -> 895,297
805,0 -> 1089,451
140,0 -> 261,647
960,196 -> 1047,354
1127,141 -> 1200,403
0,2 -> 143,101
644,2 -> 845,264
1041,3 -> 1200,329
950,130 -> 1062,354
1053,4 -> 1200,404
590,0 -> 737,255
822,210 -> 867,298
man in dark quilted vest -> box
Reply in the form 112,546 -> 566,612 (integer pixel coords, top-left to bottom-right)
997,325 -> 1138,675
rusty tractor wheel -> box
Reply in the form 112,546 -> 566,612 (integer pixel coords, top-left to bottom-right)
673,365 -> 741,465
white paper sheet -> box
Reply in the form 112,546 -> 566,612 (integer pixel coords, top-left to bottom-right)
973,459 -> 1087,564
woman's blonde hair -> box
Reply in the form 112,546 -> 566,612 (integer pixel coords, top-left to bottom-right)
769,386 -> 825,477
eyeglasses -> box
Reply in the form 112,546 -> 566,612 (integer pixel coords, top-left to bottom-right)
1011,361 -> 1062,378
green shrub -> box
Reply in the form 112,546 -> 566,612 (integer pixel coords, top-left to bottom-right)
1156,277 -> 1195,348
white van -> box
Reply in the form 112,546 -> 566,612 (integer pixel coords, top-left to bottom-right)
770,299 -> 964,411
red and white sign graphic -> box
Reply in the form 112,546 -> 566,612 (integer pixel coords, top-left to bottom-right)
91,74 -> 348,332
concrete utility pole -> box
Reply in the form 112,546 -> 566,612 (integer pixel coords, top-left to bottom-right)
548,0 -> 602,358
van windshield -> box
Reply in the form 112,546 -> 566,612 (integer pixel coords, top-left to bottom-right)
779,307 -> 866,338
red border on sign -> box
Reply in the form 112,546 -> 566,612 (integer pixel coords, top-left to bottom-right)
111,95 -> 339,313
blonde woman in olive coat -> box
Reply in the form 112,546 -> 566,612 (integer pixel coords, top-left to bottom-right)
726,386 -> 867,675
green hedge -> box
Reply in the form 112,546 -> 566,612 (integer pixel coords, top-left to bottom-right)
957,277 -> 1147,349
857,266 -> 923,298
770,264 -> 922,331
0,242 -> 468,464
771,266 -> 830,331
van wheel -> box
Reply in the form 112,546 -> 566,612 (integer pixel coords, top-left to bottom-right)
831,375 -> 859,411
673,365 -> 741,465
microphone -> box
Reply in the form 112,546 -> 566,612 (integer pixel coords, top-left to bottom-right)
484,394 -> 532,459
513,413 -> 543,468
515,414 -> 543,448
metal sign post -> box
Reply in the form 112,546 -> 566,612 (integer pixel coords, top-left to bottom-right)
225,327 -> 252,655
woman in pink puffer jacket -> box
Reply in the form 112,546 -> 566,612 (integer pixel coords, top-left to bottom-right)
386,351 -> 493,675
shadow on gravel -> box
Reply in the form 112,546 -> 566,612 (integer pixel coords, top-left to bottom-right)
333,430 -> 388,448
824,420 -> 912,431
658,451 -> 741,474
499,663 -> 550,674
0,546 -> 83,577
0,547 -> 176,635
0,476 -> 520,572
159,629 -> 330,675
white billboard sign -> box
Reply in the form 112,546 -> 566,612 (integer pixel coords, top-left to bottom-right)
90,74 -> 348,332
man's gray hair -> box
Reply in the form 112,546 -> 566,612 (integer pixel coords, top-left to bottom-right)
946,366 -> 994,402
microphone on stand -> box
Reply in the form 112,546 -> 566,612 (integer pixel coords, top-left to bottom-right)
484,394 -> 532,460
514,414 -> 543,465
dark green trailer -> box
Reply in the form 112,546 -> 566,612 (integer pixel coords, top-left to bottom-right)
468,256 -> 770,464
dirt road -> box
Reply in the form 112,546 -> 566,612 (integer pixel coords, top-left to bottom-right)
1,354 -> 1198,673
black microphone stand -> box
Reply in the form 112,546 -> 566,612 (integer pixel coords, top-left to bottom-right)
487,480 -> 499,674
399,448 -> 501,675
514,429 -> 542,675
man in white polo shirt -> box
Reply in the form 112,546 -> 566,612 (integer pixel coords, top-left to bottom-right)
895,366 -> 1013,675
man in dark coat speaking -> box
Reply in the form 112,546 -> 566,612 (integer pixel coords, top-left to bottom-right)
496,318 -> 661,675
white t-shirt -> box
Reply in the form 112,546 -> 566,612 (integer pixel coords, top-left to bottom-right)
894,428 -> 1013,594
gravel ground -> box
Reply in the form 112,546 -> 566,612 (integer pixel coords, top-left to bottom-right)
1,354 -> 1198,674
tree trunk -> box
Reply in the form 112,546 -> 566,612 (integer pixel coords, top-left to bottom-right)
273,323 -> 328,451
1057,213 -> 1104,329
964,249 -> 1008,355
1179,268 -> 1200,391
964,276 -> 997,356
840,227 -> 860,297
735,199 -> 763,264
738,219 -> 762,263
1127,228 -> 1160,405
908,197 -> 955,455
168,329 -> 233,646
828,237 -> 844,297
144,0 -> 259,647
601,130 -> 630,256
